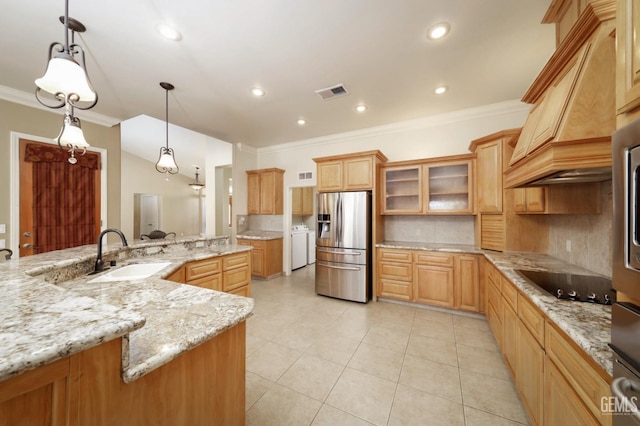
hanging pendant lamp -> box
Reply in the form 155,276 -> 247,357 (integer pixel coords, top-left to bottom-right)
155,82 -> 179,175
189,166 -> 205,190
35,0 -> 98,111
56,106 -> 89,164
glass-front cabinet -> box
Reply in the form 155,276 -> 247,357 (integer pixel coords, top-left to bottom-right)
381,155 -> 474,215
382,166 -> 422,214
424,160 -> 473,214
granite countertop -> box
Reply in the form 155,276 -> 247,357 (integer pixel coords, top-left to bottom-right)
236,230 -> 284,240
0,236 -> 254,384
376,241 -> 613,377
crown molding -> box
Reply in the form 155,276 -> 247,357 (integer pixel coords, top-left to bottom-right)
258,99 -> 531,155
0,84 -> 121,127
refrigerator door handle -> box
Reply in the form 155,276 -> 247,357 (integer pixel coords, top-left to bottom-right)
317,262 -> 361,271
336,193 -> 343,245
318,249 -> 362,256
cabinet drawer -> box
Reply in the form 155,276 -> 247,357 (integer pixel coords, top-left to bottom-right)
223,265 -> 251,291
187,273 -> 222,291
517,295 -> 544,347
501,277 -> 518,311
378,248 -> 412,263
379,279 -> 412,300
227,285 -> 251,297
379,262 -> 412,281
413,252 -> 454,267
545,324 -> 612,425
185,258 -> 222,281
223,252 -> 250,270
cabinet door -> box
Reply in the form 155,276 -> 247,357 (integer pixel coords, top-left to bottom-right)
260,171 -> 277,214
292,187 -> 302,215
516,319 -> 544,426
487,281 -> 503,348
382,166 -> 422,214
302,187 -> 314,215
475,141 -> 502,213
617,0 -> 640,114
544,357 -> 600,426
223,266 -> 251,292
251,247 -> 264,276
424,161 -> 473,214
317,161 -> 343,192
247,173 -> 260,214
454,254 -> 480,312
502,301 -> 517,375
513,188 -> 545,213
414,264 -> 454,308
343,157 -> 373,190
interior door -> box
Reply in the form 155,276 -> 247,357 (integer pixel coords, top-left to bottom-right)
19,139 -> 102,257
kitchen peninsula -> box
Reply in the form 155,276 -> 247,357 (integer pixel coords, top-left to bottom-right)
0,236 -> 253,425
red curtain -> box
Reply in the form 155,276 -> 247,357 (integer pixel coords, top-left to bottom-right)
24,143 -> 100,253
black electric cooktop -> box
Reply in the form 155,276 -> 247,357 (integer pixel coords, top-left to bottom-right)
515,269 -> 615,305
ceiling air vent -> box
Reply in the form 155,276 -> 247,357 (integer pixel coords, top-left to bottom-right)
315,84 -> 348,100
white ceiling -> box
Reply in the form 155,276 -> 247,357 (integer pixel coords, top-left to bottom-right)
0,0 -> 555,155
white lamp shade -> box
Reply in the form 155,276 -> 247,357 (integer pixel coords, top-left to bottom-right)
157,152 -> 178,171
35,53 -> 97,102
57,116 -> 90,149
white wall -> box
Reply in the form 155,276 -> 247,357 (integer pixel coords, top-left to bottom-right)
203,136 -> 233,235
240,99 -> 531,273
120,151 -> 201,241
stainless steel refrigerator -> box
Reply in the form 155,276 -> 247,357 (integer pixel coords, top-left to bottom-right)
315,191 -> 371,303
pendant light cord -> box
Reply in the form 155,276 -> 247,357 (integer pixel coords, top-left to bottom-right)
165,87 -> 169,149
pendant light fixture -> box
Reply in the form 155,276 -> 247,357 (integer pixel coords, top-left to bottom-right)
56,106 -> 89,164
155,82 -> 179,175
189,166 -> 205,191
35,0 -> 98,111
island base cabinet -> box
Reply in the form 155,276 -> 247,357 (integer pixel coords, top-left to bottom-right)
76,323 -> 246,426
0,357 -> 70,426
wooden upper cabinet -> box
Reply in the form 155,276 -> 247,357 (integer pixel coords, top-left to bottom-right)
314,150 -> 387,193
246,168 -> 284,215
292,187 -> 314,216
511,183 -> 600,214
617,0 -> 640,118
424,157 -> 474,214
468,129 -> 520,213
381,165 -> 422,214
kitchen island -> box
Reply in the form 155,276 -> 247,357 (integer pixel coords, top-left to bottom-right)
0,236 -> 253,426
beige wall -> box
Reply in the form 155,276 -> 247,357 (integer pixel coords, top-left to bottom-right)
120,151 -> 202,241
0,99 -> 121,251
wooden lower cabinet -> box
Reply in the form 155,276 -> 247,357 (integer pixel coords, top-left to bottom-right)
376,248 -> 480,312
484,262 -> 613,426
544,357 -> 600,426
0,357 -> 70,426
414,264 -> 454,307
180,251 -> 251,296
0,323 -> 246,426
237,238 -> 283,279
516,319 -> 545,426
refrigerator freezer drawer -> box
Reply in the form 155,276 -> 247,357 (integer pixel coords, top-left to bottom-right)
315,260 -> 370,303
316,247 -> 367,265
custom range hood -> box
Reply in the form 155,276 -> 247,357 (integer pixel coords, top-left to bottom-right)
503,0 -> 615,188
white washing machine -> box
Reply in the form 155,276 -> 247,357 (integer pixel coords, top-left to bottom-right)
291,225 -> 308,270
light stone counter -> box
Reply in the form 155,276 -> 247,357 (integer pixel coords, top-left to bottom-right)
0,236 -> 254,384
376,241 -> 613,376
236,230 -> 284,240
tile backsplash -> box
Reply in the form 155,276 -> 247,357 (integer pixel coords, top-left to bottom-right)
384,215 -> 475,245
546,181 -> 612,278
246,215 -> 284,232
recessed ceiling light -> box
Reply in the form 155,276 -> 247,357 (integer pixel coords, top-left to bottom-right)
427,22 -> 451,40
297,119 -> 306,126
434,86 -> 447,95
355,104 -> 368,113
251,87 -> 265,97
156,23 -> 182,41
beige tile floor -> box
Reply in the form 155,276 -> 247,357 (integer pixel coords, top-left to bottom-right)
245,266 -> 530,426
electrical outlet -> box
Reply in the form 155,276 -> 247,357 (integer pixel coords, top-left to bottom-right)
0,239 -> 5,249
0,224 -> 5,234
566,240 -> 572,252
